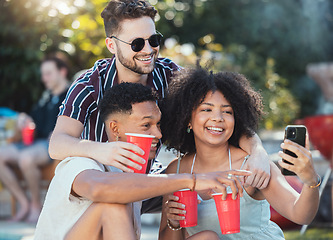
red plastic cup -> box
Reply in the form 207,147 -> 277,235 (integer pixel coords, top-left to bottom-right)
125,133 -> 155,174
212,193 -> 240,234
22,123 -> 35,146
173,189 -> 198,227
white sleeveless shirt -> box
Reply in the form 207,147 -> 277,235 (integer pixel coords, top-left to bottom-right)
185,150 -> 285,239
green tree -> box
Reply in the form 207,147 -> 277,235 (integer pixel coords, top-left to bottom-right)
0,0 -> 73,112
161,38 -> 300,129
156,0 -> 333,117
2,0 -> 332,123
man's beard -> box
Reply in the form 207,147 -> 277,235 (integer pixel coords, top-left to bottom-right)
116,48 -> 158,74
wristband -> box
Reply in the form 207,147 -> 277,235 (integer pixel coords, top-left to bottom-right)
167,219 -> 182,231
308,174 -> 321,189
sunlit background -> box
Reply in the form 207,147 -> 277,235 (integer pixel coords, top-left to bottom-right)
1,0 -> 333,129
1,1 -> 333,239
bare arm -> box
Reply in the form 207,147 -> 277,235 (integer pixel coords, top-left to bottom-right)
261,162 -> 319,225
49,116 -> 147,172
72,167 -> 251,204
261,137 -> 319,225
73,170 -> 192,204
239,133 -> 270,189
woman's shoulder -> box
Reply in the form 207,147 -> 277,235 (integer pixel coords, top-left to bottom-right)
230,146 -> 249,167
166,154 -> 194,174
165,158 -> 178,174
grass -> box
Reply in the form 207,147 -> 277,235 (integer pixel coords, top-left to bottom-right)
284,227 -> 333,240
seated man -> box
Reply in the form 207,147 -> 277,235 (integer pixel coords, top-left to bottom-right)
34,82 -> 250,240
0,56 -> 69,222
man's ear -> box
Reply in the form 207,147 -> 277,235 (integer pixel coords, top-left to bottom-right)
105,37 -> 116,55
109,120 -> 119,136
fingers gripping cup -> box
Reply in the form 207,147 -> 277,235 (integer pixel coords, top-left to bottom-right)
125,133 -> 155,174
173,189 -> 198,227
212,193 -> 240,234
22,123 -> 35,146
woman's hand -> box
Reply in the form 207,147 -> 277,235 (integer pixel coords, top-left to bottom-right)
278,135 -> 318,186
164,194 -> 185,228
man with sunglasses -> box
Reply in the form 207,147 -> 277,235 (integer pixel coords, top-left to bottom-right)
50,0 -> 177,173
49,0 -> 271,214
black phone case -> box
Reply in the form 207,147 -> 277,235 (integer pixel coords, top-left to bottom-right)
281,125 -> 306,176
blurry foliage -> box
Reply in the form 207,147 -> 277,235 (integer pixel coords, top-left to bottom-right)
1,0 -> 333,128
0,0 -> 74,112
156,0 -> 333,118
1,0 -> 45,112
160,39 -> 299,129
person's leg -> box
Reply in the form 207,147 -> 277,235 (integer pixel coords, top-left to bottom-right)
0,144 -> 29,221
187,230 -> 219,240
18,141 -> 50,223
65,203 -> 137,240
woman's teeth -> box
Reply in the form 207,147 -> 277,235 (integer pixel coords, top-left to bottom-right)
207,127 -> 223,132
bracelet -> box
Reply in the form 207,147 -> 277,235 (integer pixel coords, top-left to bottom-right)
167,219 -> 182,231
308,174 -> 321,189
191,172 -> 196,192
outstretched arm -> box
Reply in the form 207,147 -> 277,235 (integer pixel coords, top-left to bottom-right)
73,168 -> 251,204
239,133 -> 270,189
49,116 -> 146,172
262,136 -> 319,225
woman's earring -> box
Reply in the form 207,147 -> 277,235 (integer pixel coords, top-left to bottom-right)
116,135 -> 119,141
187,127 -> 191,133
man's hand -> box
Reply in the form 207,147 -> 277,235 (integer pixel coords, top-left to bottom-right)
49,116 -> 146,172
17,112 -> 34,130
93,141 -> 147,172
195,170 -> 252,200
244,145 -> 270,189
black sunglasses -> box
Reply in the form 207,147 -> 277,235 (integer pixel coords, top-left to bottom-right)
110,32 -> 163,52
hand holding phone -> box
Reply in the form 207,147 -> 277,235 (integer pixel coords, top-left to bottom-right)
281,125 -> 306,176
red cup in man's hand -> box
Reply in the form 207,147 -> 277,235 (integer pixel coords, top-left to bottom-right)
125,133 -> 154,174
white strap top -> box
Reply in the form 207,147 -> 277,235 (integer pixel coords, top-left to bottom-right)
185,150 -> 284,239
190,148 -> 249,174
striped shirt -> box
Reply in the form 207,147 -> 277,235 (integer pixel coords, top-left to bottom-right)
59,57 -> 180,172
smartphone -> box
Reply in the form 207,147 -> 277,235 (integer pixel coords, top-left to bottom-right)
281,125 -> 306,176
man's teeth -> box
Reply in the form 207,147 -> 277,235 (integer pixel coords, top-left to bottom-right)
151,143 -> 157,147
207,127 -> 223,132
137,56 -> 152,61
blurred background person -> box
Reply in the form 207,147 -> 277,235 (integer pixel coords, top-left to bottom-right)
0,56 -> 69,223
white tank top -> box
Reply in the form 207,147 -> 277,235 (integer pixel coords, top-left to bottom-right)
185,150 -> 285,239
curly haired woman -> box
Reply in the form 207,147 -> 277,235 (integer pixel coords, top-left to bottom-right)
159,68 -> 320,240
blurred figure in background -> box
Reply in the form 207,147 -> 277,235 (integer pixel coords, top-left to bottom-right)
0,57 -> 69,223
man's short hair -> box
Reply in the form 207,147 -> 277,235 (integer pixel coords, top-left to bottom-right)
99,82 -> 158,122
101,0 -> 157,37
